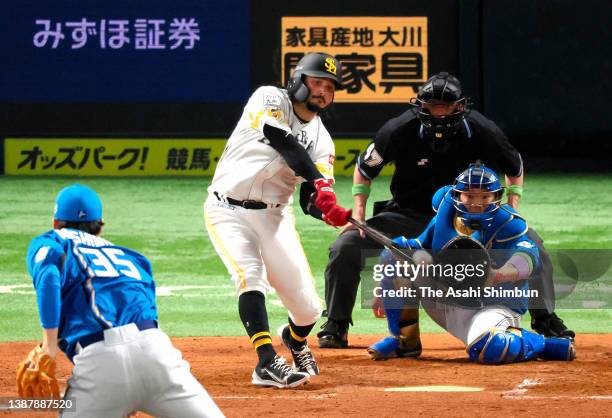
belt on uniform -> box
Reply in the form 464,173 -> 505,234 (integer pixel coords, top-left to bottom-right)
214,191 -> 278,210
78,319 -> 158,349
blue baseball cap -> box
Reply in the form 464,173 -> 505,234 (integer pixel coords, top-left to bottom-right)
54,184 -> 103,222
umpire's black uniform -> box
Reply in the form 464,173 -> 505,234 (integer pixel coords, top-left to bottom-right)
319,109 -> 569,345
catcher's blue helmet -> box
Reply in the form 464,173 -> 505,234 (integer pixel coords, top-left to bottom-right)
451,163 -> 503,229
54,184 -> 103,222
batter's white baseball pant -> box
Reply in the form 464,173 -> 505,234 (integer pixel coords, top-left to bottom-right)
204,196 -> 322,326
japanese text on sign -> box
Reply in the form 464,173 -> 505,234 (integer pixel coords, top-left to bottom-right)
282,17 -> 428,103
5,139 -> 223,177
5,139 -> 394,177
18,145 -> 150,171
34,18 -> 200,50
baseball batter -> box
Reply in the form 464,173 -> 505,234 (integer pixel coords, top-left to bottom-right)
368,165 -> 576,364
204,52 -> 351,388
18,184 -> 224,417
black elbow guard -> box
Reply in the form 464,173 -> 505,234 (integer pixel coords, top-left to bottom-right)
263,123 -> 323,182
263,123 -> 290,144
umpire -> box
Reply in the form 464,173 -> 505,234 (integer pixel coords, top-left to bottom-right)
317,72 -> 575,348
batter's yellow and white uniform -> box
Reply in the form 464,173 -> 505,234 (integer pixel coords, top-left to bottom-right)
204,86 -> 334,325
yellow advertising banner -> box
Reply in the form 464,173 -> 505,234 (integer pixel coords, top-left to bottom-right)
5,138 -> 394,176
333,139 -> 395,176
5,139 -> 225,176
282,16 -> 428,103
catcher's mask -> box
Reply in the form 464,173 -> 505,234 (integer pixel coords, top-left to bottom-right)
286,52 -> 343,103
410,72 -> 470,151
451,163 -> 503,229
54,184 -> 103,222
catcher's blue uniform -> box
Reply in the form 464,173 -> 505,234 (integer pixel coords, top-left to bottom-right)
408,185 -> 540,314
26,227 -> 157,362
371,180 -> 574,364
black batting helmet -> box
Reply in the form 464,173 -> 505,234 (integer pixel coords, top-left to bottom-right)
286,53 -> 343,102
410,72 -> 471,146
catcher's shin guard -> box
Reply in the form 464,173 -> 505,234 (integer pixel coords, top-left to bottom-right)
367,304 -> 403,359
467,327 -> 575,364
368,315 -> 422,360
379,275 -> 406,336
368,336 -> 401,360
540,334 -> 576,361
518,328 -> 575,361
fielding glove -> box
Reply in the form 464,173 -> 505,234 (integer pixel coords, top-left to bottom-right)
16,345 -> 60,399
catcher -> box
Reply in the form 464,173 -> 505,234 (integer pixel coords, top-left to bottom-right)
368,164 -> 576,364
18,184 -> 224,417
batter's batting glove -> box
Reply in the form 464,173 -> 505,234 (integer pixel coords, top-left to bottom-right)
323,205 -> 352,227
314,178 -> 337,213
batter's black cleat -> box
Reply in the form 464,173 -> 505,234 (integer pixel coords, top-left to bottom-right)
279,325 -> 320,376
317,320 -> 349,348
531,312 -> 575,339
251,355 -> 310,388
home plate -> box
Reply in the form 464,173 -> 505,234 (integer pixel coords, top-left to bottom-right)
385,386 -> 484,392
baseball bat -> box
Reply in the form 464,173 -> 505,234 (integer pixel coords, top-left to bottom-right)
348,217 -> 414,262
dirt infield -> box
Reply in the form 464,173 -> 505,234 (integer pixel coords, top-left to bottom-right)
2,334 -> 611,417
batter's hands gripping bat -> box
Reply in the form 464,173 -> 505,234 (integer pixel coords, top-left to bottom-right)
348,217 -> 414,263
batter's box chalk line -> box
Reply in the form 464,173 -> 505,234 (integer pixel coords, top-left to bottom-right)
502,378 -> 542,398
216,394 -> 336,400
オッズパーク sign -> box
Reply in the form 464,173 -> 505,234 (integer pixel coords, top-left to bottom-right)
5,139 -> 394,176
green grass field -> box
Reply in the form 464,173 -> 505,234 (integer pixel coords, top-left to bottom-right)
1,174 -> 611,342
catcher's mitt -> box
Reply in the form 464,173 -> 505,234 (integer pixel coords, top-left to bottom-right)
433,236 -> 492,290
16,345 -> 60,399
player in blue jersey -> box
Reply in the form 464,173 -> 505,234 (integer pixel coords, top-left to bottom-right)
17,184 -> 224,417
367,164 -> 576,364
